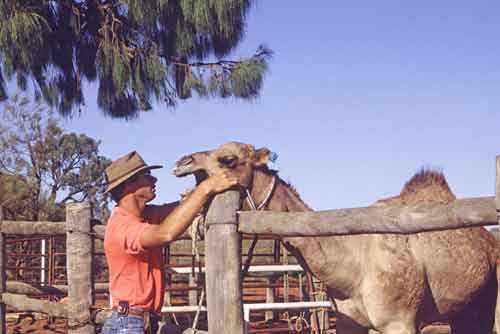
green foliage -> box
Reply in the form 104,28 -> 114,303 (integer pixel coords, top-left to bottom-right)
0,1 -> 271,119
229,58 -> 266,97
0,94 -> 111,221
0,172 -> 32,220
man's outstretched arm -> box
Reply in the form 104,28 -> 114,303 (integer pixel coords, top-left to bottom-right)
140,171 -> 238,248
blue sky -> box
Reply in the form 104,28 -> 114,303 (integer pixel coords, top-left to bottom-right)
60,1 -> 500,210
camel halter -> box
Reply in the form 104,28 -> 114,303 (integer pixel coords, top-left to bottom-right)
242,176 -> 278,277
245,175 -> 277,211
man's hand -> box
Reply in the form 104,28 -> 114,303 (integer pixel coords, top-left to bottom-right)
200,171 -> 239,195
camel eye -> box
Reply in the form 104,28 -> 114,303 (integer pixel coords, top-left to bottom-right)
218,155 -> 237,168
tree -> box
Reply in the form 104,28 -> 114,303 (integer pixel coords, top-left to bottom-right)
0,1 -> 272,119
0,172 -> 33,220
0,94 -> 111,221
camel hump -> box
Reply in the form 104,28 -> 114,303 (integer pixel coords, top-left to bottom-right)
374,169 -> 456,206
401,168 -> 456,204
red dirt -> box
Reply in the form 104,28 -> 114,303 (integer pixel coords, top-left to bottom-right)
7,316 -> 68,334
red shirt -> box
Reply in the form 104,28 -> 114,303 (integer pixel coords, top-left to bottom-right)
104,206 -> 165,312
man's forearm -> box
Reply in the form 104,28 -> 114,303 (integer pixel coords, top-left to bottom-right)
157,183 -> 212,241
140,182 -> 212,248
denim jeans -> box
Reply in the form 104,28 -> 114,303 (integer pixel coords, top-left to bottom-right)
102,311 -> 159,334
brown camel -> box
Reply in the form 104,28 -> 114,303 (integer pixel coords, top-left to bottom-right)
173,141 -> 499,334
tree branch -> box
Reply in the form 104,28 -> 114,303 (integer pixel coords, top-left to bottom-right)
60,189 -> 84,203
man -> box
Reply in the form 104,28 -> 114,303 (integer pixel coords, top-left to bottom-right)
102,151 -> 238,334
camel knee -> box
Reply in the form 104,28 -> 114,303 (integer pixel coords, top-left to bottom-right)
336,323 -> 370,334
383,330 -> 415,334
378,322 -> 416,334
336,313 -> 370,334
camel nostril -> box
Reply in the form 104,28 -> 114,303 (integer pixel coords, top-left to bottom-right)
172,167 -> 183,176
177,156 -> 194,166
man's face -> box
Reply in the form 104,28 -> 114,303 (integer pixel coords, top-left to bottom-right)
128,170 -> 158,203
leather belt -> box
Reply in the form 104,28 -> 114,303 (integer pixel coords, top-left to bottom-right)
112,306 -> 156,333
111,306 -> 153,317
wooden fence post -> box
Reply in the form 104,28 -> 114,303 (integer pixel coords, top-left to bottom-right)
265,240 -> 281,322
188,273 -> 199,304
496,155 -> 500,228
163,245 -> 172,317
281,242 -> 289,303
66,203 -> 94,334
315,280 -> 330,332
0,207 -> 6,334
204,190 -> 244,334
495,155 -> 500,334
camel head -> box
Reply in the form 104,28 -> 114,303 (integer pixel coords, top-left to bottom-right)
173,141 -> 273,188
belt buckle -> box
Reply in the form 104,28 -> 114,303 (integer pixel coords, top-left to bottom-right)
117,301 -> 129,317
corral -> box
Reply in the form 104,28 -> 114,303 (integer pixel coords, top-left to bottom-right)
0,155 -> 499,334
0,208 -> 329,334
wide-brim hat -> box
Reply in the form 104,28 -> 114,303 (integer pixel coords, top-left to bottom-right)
104,151 -> 162,194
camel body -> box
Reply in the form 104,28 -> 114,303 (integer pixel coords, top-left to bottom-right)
173,141 -> 499,334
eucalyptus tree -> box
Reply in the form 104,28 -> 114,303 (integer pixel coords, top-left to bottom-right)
0,1 -> 271,118
0,95 -> 111,221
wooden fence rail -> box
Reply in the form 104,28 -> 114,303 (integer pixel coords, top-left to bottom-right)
238,196 -> 497,236
0,221 -> 66,235
1,293 -> 68,318
0,223 -> 195,241
5,282 -> 109,296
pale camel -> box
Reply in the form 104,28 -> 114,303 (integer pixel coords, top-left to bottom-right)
173,141 -> 499,334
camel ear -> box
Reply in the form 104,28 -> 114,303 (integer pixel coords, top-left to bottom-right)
254,147 -> 271,166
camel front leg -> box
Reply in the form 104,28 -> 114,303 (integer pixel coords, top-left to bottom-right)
336,314 -> 370,334
335,299 -> 371,334
335,299 -> 418,334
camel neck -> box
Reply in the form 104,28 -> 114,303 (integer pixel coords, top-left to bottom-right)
246,170 -> 276,210
248,169 -> 312,212
280,185 -> 312,212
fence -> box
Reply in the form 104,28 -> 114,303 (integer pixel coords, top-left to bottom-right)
0,203 -> 95,333
0,156 -> 499,334
0,206 -> 308,333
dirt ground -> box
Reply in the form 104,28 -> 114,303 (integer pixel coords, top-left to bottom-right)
7,314 -> 68,334
4,280 -> 455,334
5,316 -> 452,334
